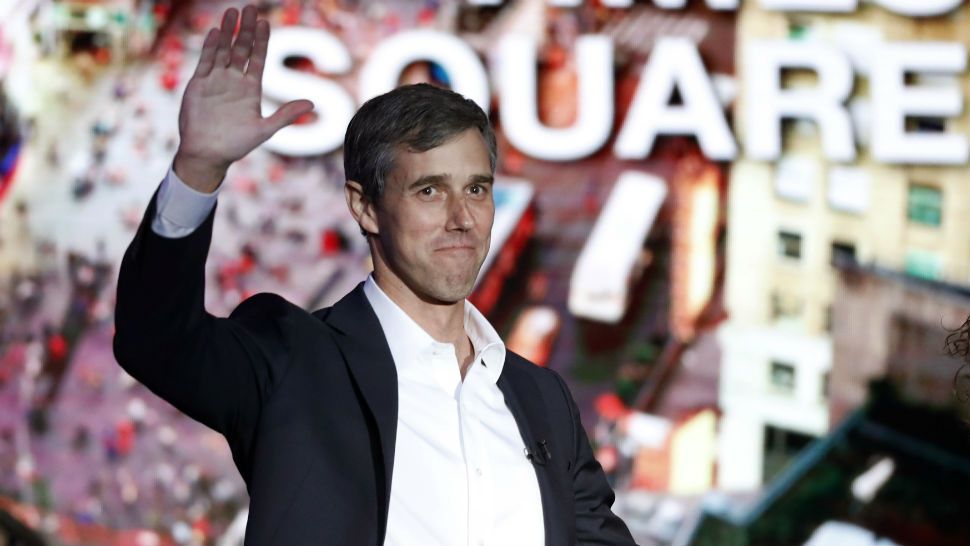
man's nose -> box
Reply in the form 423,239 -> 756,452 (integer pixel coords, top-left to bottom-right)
446,196 -> 474,231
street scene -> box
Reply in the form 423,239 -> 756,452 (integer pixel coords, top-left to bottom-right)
1,0 -> 969,545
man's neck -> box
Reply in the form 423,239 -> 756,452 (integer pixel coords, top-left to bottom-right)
372,270 -> 467,347
373,272 -> 477,379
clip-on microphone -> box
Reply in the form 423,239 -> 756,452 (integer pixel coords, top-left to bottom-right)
524,440 -> 552,466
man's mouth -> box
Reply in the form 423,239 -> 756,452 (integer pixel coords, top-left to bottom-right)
436,245 -> 476,252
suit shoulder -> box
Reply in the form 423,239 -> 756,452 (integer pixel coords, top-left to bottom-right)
504,349 -> 539,371
229,292 -> 309,321
310,305 -> 334,322
504,350 -> 565,392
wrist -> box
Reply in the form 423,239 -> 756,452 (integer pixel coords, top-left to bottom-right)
173,150 -> 229,194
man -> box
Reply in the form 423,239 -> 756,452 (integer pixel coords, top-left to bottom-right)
113,5 -> 637,545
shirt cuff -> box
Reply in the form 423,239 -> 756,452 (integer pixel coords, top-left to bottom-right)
150,165 -> 223,238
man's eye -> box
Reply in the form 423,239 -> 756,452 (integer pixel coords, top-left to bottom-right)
420,187 -> 435,195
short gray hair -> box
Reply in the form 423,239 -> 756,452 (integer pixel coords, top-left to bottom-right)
343,83 -> 498,204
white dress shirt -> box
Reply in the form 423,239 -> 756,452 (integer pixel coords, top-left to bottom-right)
150,166 -> 222,239
151,168 -> 545,546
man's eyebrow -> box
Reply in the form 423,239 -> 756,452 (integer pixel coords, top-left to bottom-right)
406,174 -> 447,190
470,174 -> 494,185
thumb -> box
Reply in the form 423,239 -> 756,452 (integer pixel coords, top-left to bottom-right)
263,99 -> 315,136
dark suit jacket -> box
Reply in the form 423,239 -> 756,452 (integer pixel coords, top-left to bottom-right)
113,190 -> 637,545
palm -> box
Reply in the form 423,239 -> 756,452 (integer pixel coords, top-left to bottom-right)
177,6 -> 312,176
180,62 -> 264,162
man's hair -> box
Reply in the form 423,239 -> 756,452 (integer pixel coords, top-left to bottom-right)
343,83 -> 497,204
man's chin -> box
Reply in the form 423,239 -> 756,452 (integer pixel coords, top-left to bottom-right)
430,285 -> 475,305
424,274 -> 479,304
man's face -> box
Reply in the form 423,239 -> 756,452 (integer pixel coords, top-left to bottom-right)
369,129 -> 494,304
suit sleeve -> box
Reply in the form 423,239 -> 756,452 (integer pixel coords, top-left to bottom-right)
551,371 -> 638,546
113,184 -> 291,470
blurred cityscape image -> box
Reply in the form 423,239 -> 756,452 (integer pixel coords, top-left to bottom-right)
1,0 -> 969,545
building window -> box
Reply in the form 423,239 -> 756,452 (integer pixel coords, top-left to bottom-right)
907,183 -> 942,227
905,250 -> 942,281
770,361 -> 797,393
828,167 -> 870,215
788,19 -> 812,40
778,231 -> 802,260
902,74 -> 950,133
822,372 -> 830,399
831,241 -> 856,267
774,155 -> 816,202
824,304 -> 834,333
906,117 -> 946,133
763,425 -> 814,483
771,292 -> 803,322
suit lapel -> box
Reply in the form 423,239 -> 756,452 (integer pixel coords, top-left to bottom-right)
498,359 -> 570,546
320,284 -> 569,545
317,283 -> 398,544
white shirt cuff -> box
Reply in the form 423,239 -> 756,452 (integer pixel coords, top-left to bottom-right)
150,165 -> 223,238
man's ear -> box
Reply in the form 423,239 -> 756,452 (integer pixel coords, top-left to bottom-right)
345,180 -> 379,236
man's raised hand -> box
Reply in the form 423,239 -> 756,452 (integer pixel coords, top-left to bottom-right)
173,5 -> 314,193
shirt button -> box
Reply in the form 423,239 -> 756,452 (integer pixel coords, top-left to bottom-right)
475,467 -> 482,477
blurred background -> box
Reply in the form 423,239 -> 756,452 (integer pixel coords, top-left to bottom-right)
1,0 -> 969,545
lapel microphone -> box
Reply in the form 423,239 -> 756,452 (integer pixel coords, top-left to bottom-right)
524,440 -> 552,466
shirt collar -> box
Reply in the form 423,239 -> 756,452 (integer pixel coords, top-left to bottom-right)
362,275 -> 506,383
463,295 -> 506,383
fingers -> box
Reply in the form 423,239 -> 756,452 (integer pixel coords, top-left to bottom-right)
213,7 -> 239,69
230,5 -> 258,71
246,19 -> 270,81
193,28 -> 220,78
262,100 -> 315,137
